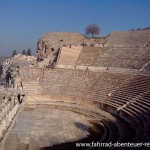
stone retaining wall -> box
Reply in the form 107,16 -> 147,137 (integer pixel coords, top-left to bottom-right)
0,89 -> 24,141
56,64 -> 150,75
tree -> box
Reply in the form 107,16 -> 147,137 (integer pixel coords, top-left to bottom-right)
27,49 -> 32,56
22,50 -> 26,55
12,50 -> 17,57
129,29 -> 135,31
85,24 -> 100,37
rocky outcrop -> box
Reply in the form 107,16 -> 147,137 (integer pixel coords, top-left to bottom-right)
3,54 -> 36,68
36,32 -> 106,67
36,32 -> 85,62
2,54 -> 36,89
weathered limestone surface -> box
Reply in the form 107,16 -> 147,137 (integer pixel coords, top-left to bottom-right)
93,47 -> 150,69
75,47 -> 106,66
4,107 -> 91,149
2,54 -> 36,83
3,54 -> 36,69
0,89 -> 24,141
36,32 -> 105,67
36,68 -> 132,101
1,29 -> 150,149
79,37 -> 106,47
24,68 -> 150,143
2,55 -> 37,90
105,29 -> 150,47
56,46 -> 150,69
36,32 -> 85,66
57,46 -> 82,66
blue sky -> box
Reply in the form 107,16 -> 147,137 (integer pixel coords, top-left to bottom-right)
0,0 -> 150,56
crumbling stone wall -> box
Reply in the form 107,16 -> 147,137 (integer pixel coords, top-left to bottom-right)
2,54 -> 37,89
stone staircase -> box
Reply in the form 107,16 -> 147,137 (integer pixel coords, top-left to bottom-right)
57,46 -> 82,66
22,81 -> 39,95
75,47 -> 101,66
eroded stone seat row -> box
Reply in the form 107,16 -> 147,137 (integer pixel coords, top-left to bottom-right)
21,68 -> 150,145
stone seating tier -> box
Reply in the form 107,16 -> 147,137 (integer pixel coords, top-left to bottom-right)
75,47 -> 101,66
14,68 -> 150,144
105,29 -> 150,47
22,81 -> 39,95
39,69 -> 132,102
72,46 -> 150,69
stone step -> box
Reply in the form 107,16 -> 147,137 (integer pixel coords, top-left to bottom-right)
106,99 -> 125,105
119,109 -> 143,139
129,103 -> 149,114
127,105 -> 150,121
116,87 -> 149,94
23,85 -> 38,87
23,86 -> 38,88
100,101 -> 119,110
133,101 -> 150,110
135,99 -> 150,107
22,85 -> 38,87
111,92 -> 137,99
4,134 -> 19,150
24,91 -> 37,94
16,143 -> 29,150
23,89 -> 38,91
123,107 -> 149,128
28,139 -> 39,150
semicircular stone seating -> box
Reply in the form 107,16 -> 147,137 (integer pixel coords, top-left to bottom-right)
8,67 -> 148,150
